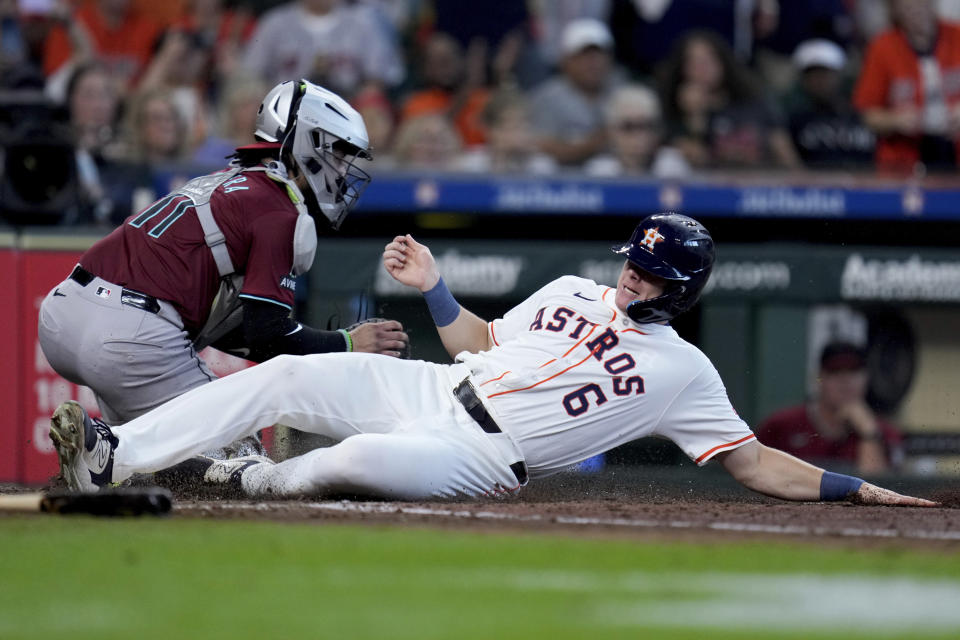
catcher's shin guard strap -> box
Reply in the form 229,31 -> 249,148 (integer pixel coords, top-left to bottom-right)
819,471 -> 864,501
423,277 -> 460,327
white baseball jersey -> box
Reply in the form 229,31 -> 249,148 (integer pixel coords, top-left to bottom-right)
457,276 -> 756,477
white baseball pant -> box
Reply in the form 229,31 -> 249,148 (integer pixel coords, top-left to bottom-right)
111,353 -> 525,499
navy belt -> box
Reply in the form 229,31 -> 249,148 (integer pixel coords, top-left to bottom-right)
70,265 -> 161,315
454,378 -> 528,485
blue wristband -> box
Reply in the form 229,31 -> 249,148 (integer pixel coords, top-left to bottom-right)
819,471 -> 865,501
423,277 -> 460,327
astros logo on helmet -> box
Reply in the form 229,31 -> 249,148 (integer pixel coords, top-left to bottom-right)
639,227 -> 665,251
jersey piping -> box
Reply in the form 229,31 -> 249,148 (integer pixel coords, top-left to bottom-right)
489,321 -> 501,346
479,371 -> 511,387
694,434 -> 757,464
238,293 -> 293,310
487,350 -> 597,398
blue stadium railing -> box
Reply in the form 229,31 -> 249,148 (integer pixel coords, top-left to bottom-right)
353,170 -> 960,221
152,166 -> 960,222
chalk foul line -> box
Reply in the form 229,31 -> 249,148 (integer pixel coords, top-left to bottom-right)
176,500 -> 960,541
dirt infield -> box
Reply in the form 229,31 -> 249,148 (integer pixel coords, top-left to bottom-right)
171,466 -> 960,550
174,495 -> 960,550
5,466 -> 959,549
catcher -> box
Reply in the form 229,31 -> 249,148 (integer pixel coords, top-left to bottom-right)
38,80 -> 408,443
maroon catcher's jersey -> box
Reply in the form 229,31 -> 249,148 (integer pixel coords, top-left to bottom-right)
80,169 -> 300,334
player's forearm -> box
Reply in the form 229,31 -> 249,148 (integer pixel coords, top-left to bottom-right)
721,442 -> 823,501
246,324 -> 347,361
746,446 -> 824,501
436,307 -> 491,358
421,277 -> 491,357
722,441 -> 937,506
240,299 -> 346,361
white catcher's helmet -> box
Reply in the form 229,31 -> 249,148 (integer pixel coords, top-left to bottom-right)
255,80 -> 372,229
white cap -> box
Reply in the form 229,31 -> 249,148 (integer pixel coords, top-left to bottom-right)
561,18 -> 613,56
793,39 -> 847,71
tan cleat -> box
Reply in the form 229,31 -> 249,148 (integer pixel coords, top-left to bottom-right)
49,401 -> 117,493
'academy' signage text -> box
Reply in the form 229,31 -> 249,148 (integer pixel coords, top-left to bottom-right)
842,254 -> 960,302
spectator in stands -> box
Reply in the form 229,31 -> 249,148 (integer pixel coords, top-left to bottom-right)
853,0 -> 960,173
355,0 -> 414,33
120,86 -> 189,167
139,1 -> 256,154
658,30 -> 801,170
7,0 -> 75,78
529,17 -> 623,167
850,0 -> 960,44
65,62 -> 119,156
66,62 -> 122,218
609,0 -> 765,79
429,0 -> 534,86
525,0 -> 611,88
65,61 -> 153,226
139,27 -> 215,152
352,81 -> 395,152
399,31 -> 492,148
456,86 -> 556,175
133,0 -> 185,24
783,39 -> 875,169
240,0 -> 403,100
42,0 -> 165,91
192,74 -> 267,168
584,84 -> 690,178
757,341 -> 904,476
171,0 -> 256,85
388,112 -> 463,170
751,0 -> 855,94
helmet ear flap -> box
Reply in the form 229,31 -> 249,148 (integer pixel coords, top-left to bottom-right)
626,281 -> 685,324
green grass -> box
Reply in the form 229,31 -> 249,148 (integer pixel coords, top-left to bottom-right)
2,516 -> 959,640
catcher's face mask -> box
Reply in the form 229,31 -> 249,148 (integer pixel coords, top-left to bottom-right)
281,82 -> 373,230
293,128 -> 371,230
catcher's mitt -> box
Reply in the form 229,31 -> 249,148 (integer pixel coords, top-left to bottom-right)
345,317 -> 411,359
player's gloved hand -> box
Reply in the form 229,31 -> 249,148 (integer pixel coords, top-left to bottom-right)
346,318 -> 410,359
849,482 -> 939,507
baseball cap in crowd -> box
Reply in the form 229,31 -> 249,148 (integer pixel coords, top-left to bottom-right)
793,39 -> 847,72
819,341 -> 867,372
561,18 -> 613,56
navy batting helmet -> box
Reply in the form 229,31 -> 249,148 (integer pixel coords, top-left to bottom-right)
611,213 -> 715,323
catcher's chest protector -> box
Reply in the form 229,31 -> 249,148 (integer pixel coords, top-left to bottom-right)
180,164 -> 317,350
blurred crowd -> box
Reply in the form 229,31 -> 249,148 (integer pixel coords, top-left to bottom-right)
3,0 -> 960,225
